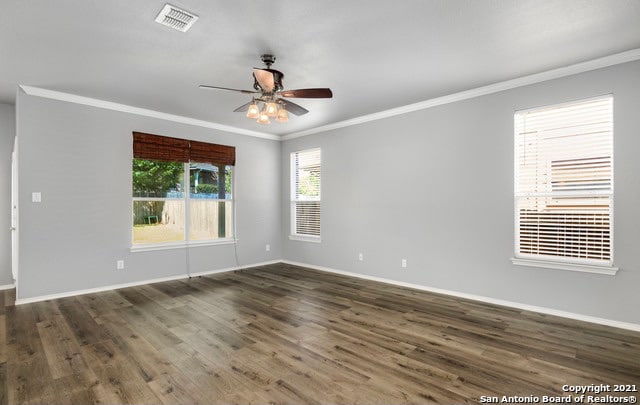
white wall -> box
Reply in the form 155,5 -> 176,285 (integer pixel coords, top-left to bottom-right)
0,104 -> 15,286
15,91 -> 281,300
281,60 -> 640,325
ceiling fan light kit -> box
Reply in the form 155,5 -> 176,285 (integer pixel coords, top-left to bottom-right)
265,102 -> 278,117
276,107 -> 289,123
257,111 -> 270,125
246,101 -> 260,119
200,54 -> 332,125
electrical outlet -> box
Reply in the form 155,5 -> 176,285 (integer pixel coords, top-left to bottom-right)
401,259 -> 407,268
116,260 -> 124,270
358,253 -> 364,261
266,244 -> 271,252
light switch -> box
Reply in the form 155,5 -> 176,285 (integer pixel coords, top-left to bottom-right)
32,192 -> 42,203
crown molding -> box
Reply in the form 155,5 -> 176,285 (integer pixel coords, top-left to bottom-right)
19,48 -> 640,142
19,85 -> 279,141
282,48 -> 640,140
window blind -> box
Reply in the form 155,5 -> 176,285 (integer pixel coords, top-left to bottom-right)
291,148 -> 321,237
133,132 -> 189,163
133,132 -> 235,166
515,96 -> 613,263
190,140 -> 235,166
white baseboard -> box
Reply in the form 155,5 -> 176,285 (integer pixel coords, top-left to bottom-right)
281,260 -> 640,332
0,283 -> 15,291
14,260 -> 280,305
14,258 -> 640,332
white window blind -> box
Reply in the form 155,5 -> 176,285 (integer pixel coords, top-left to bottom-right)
291,148 -> 321,238
515,96 -> 613,265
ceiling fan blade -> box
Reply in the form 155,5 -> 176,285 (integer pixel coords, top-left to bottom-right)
199,85 -> 257,94
233,97 -> 269,112
233,101 -> 253,112
253,68 -> 275,92
279,99 -> 309,116
277,88 -> 333,98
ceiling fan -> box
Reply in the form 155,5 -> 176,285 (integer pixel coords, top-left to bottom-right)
199,54 -> 332,124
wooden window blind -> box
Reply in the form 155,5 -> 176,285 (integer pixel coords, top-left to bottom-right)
189,140 -> 235,166
132,132 -> 235,165
514,96 -> 613,264
133,132 -> 189,163
291,148 -> 321,238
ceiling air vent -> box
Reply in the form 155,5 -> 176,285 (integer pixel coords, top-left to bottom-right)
155,4 -> 198,32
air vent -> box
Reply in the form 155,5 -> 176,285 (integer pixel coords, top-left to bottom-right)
155,4 -> 198,32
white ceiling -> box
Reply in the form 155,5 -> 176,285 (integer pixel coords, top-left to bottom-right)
2,0 -> 639,136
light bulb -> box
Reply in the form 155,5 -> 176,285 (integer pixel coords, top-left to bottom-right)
246,102 -> 259,119
257,112 -> 270,125
266,102 -> 278,117
276,107 -> 289,123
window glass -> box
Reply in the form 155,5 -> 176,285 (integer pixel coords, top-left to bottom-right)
132,159 -> 233,246
514,96 -> 613,265
291,148 -> 321,238
132,159 -> 185,244
188,163 -> 233,240
133,159 -> 184,198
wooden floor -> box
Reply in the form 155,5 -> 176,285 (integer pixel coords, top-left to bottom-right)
1,263 -> 639,404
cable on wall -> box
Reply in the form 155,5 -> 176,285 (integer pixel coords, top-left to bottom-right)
233,238 -> 240,268
185,245 -> 191,278
232,166 -> 241,269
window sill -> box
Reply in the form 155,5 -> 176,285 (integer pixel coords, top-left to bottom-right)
510,257 -> 618,275
289,235 -> 321,243
131,239 -> 236,253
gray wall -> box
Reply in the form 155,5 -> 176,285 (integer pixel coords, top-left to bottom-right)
16,91 -> 281,300
281,60 -> 640,325
0,104 -> 15,285
13,60 -> 640,324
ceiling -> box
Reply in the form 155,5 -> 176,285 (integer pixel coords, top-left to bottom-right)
2,1 -> 640,136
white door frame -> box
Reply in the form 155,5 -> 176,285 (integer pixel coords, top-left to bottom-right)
11,136 -> 18,284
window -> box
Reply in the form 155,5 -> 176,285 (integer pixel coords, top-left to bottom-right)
514,96 -> 615,272
290,148 -> 321,241
132,132 -> 235,247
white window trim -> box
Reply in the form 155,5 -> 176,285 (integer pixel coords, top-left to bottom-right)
290,148 -> 321,242
132,161 -> 234,249
510,257 -> 618,275
512,95 -> 617,274
131,238 -> 236,253
289,234 -> 321,243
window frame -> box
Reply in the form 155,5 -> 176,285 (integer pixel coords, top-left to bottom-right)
289,147 -> 322,243
132,161 -> 235,251
130,132 -> 235,252
511,95 -> 618,275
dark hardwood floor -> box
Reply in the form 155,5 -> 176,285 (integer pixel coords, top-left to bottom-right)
1,263 -> 638,404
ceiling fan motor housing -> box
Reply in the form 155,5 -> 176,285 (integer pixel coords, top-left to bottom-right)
252,54 -> 284,92
253,70 -> 284,92
260,54 -> 276,67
